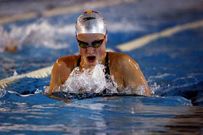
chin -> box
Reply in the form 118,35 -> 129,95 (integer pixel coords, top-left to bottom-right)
87,61 -> 97,67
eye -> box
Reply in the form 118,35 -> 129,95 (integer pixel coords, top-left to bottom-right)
78,40 -> 88,48
92,40 -> 103,48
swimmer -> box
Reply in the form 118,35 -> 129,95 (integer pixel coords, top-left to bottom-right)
0,27 -> 18,53
49,10 -> 151,96
4,39 -> 18,53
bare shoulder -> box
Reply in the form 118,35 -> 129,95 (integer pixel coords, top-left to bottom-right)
108,52 -> 138,65
108,52 -> 151,96
49,55 -> 80,93
51,54 -> 80,80
108,51 -> 140,76
56,55 -> 80,67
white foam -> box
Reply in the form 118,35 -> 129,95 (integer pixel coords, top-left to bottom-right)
0,88 -> 6,98
0,19 -> 76,51
13,70 -> 18,76
62,64 -> 118,93
149,82 -> 160,95
122,84 -> 149,95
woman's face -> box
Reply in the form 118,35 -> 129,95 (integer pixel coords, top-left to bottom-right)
77,33 -> 107,69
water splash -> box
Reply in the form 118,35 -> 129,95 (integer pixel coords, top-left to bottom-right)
150,82 -> 161,95
0,19 -> 75,52
19,20 -> 72,49
0,88 -> 44,98
62,64 -> 118,94
49,63 -> 154,98
13,70 -> 18,76
0,88 -> 6,98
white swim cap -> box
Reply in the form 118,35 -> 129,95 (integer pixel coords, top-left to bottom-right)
76,10 -> 106,35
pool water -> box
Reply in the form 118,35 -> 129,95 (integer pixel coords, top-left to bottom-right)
1,94 -> 201,135
0,0 -> 203,134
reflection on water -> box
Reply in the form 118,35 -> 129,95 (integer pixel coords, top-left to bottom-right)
0,95 -> 202,134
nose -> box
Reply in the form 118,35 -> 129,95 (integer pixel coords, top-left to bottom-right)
86,47 -> 95,54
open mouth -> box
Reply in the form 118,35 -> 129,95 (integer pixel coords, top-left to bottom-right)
87,56 -> 96,63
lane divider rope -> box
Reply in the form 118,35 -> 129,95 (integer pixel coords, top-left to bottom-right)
0,66 -> 52,89
117,19 -> 203,51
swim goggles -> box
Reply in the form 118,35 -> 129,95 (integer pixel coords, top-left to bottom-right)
77,35 -> 106,48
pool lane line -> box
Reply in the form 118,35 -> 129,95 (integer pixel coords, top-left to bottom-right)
0,66 -> 52,89
117,19 -> 203,51
0,19 -> 203,89
0,0 -> 136,25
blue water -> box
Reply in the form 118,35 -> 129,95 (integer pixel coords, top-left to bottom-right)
0,0 -> 203,134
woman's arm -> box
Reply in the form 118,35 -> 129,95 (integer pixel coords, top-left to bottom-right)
119,54 -> 151,96
49,60 -> 70,94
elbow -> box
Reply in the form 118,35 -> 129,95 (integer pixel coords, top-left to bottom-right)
144,86 -> 152,96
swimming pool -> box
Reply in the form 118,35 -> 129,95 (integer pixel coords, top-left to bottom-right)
0,0 -> 203,134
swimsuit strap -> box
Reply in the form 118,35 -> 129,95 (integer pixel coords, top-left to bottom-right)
77,55 -> 81,67
105,52 -> 110,76
104,52 -> 115,87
